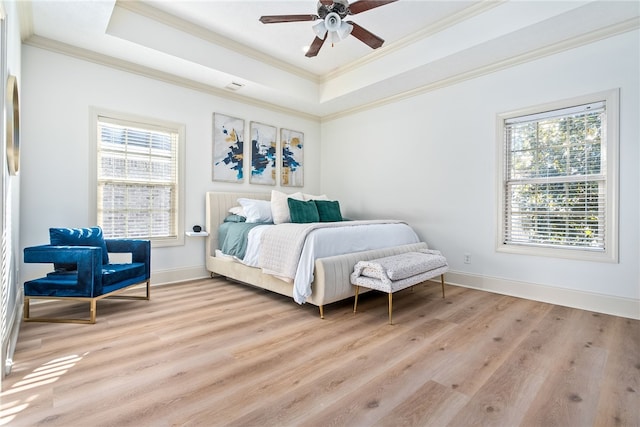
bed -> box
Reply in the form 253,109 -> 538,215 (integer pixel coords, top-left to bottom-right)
205,191 -> 430,318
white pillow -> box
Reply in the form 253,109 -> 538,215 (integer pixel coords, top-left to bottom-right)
237,198 -> 273,223
271,190 -> 304,224
303,193 -> 329,201
228,206 -> 245,216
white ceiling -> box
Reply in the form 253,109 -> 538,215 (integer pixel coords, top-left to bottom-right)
21,0 -> 640,119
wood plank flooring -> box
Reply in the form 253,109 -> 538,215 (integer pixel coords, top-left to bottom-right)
1,278 -> 638,426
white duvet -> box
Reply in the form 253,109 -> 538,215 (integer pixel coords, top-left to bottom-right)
240,221 -> 420,304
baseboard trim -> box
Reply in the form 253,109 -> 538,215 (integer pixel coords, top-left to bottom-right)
433,271 -> 639,320
152,267 -> 639,319
151,266 -> 210,286
3,290 -> 23,377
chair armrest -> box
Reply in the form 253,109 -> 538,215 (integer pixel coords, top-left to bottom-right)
24,245 -> 101,265
24,245 -> 102,296
105,239 -> 151,279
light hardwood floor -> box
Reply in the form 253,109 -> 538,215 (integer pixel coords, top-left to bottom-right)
1,278 -> 638,426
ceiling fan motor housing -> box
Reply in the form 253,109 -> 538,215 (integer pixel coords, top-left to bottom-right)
318,0 -> 349,19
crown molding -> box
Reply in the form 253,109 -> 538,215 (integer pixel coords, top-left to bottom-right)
15,0 -> 33,41
23,35 -> 321,122
116,0 -> 321,84
21,14 -> 639,124
321,16 -> 640,122
119,0 -> 506,87
321,0 -> 505,83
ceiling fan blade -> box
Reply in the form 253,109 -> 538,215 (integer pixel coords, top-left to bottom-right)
348,0 -> 398,15
305,36 -> 326,58
259,14 -> 318,24
319,0 -> 334,5
347,21 -> 385,49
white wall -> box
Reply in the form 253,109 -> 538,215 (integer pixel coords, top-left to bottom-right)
20,46 -> 321,284
321,31 -> 639,318
17,30 -> 640,319
1,0 -> 23,378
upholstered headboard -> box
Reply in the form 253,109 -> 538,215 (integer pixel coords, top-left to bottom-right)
204,191 -> 271,258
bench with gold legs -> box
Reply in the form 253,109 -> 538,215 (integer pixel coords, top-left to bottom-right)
350,250 -> 448,324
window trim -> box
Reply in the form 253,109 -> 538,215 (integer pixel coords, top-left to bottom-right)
90,107 -> 186,248
496,89 -> 619,263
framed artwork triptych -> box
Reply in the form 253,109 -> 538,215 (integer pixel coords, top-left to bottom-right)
212,113 -> 303,187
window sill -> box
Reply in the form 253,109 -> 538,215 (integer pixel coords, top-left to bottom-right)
496,243 -> 617,263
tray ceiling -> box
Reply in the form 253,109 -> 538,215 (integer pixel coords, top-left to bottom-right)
21,0 -> 640,119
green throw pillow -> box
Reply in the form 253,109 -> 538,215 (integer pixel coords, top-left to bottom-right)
288,198 -> 320,223
223,214 -> 246,223
314,200 -> 343,222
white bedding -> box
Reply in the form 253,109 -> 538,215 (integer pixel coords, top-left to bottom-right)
239,221 -> 420,304
242,225 -> 269,266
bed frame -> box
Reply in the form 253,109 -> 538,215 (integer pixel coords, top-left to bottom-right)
205,191 -> 429,318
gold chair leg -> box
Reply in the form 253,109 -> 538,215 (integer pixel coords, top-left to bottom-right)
24,297 -> 97,324
24,298 -> 30,319
353,286 -> 360,313
107,280 -> 151,301
23,279 -> 148,324
319,305 -> 324,319
89,299 -> 97,324
441,274 -> 446,298
388,293 -> 393,325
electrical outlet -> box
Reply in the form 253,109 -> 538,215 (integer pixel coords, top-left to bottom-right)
464,253 -> 471,264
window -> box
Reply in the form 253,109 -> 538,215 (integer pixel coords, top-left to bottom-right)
93,110 -> 185,246
497,90 -> 618,262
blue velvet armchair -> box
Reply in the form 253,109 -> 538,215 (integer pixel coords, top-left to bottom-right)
23,227 -> 151,324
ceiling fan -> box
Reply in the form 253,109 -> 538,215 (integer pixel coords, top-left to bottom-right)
259,0 -> 398,58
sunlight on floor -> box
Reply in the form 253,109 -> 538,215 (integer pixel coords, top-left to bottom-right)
0,353 -> 86,425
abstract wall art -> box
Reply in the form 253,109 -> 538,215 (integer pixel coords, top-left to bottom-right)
213,113 -> 244,182
249,121 -> 277,185
281,128 -> 304,187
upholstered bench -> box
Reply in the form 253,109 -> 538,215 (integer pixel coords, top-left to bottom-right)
350,249 -> 448,324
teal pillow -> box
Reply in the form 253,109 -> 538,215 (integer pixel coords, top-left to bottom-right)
314,200 -> 343,222
288,198 -> 319,223
49,226 -> 110,270
224,214 -> 246,223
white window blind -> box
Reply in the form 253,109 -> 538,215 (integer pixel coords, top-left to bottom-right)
502,101 -> 607,252
97,116 -> 179,241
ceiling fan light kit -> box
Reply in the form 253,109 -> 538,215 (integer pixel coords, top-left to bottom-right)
333,20 -> 354,42
259,0 -> 398,57
312,20 -> 327,39
313,12 -> 353,45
